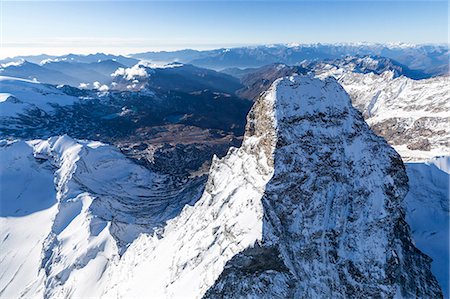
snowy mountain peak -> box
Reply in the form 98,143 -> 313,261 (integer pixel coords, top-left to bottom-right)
205,75 -> 443,297
242,75 -> 352,163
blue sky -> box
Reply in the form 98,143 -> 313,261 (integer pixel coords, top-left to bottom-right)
1,0 -> 448,57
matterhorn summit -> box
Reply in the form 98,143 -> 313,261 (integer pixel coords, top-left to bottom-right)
204,75 -> 443,297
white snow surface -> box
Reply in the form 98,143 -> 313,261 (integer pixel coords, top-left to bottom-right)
404,156 -> 450,298
0,76 -> 78,117
0,135 -> 203,298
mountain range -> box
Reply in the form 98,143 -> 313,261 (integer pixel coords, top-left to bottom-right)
1,44 -> 448,86
1,75 -> 447,298
0,44 -> 448,298
130,43 -> 449,75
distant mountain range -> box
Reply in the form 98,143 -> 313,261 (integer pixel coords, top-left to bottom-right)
0,59 -> 133,87
0,53 -> 138,67
131,43 -> 449,75
1,44 -> 448,85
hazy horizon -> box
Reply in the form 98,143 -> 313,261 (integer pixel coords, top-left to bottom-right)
2,41 -> 449,60
1,0 -> 448,59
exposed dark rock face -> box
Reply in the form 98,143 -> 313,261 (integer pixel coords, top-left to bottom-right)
372,117 -> 448,152
205,245 -> 294,298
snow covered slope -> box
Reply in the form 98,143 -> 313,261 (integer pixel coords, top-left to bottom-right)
404,156 -> 449,298
0,136 -> 204,298
0,75 -> 444,298
303,56 -> 429,79
0,76 -> 78,118
0,140 -> 58,298
315,71 -> 450,161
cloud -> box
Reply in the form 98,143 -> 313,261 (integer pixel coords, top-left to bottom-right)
111,64 -> 149,81
93,81 -> 109,92
78,82 -> 90,89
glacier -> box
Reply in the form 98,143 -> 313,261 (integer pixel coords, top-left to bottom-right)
0,135 -> 204,298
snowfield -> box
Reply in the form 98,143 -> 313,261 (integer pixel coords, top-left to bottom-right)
0,135 -> 204,298
0,76 -> 78,118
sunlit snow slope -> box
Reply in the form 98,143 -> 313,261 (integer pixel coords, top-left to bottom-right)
0,136 -> 204,298
0,76 -> 78,118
